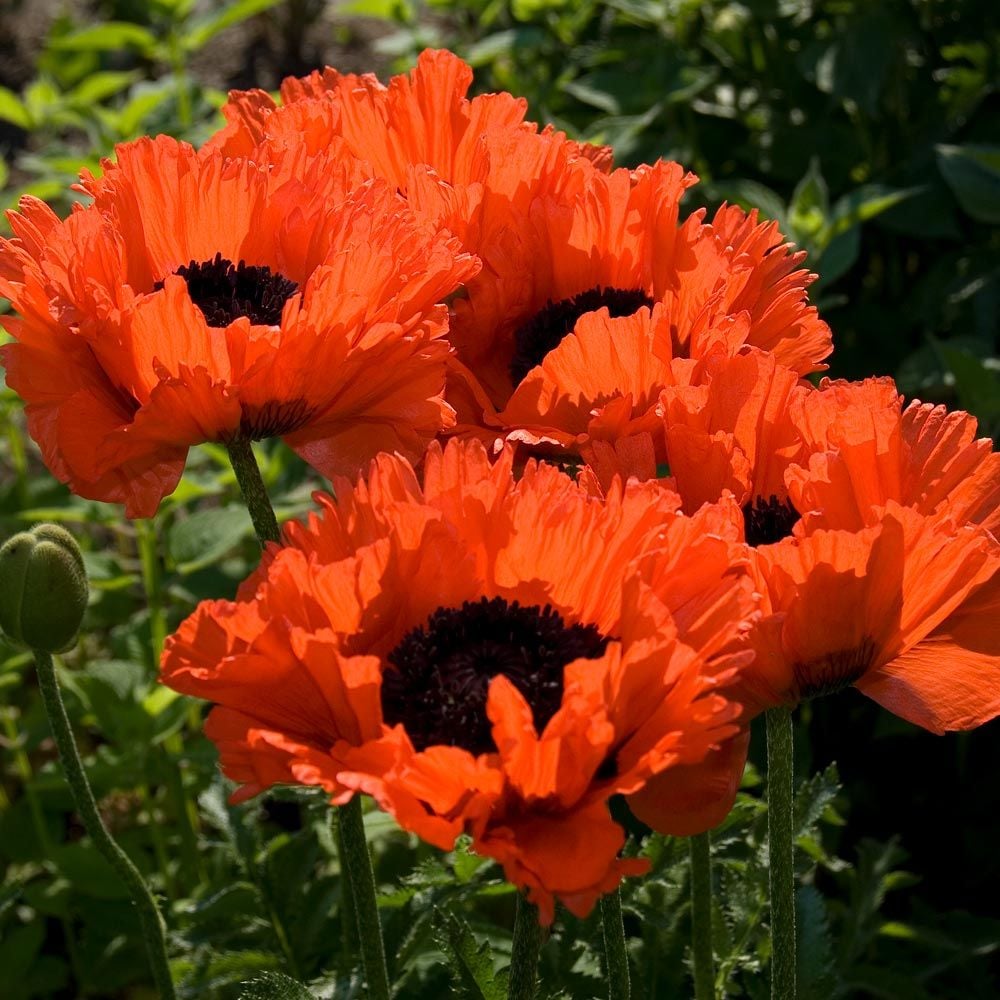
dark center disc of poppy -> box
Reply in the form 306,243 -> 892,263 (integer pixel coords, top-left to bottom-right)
155,252 -> 298,327
381,596 -> 610,755
509,286 -> 654,387
742,494 -> 800,547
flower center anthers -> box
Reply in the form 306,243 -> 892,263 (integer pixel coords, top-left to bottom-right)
793,637 -> 876,700
381,596 -> 610,755
157,252 -> 298,327
509,286 -> 654,387
742,495 -> 799,547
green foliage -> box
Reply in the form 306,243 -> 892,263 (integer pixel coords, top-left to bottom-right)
2,2 -> 1000,997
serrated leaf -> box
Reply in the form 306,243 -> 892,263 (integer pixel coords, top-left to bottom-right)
794,764 -> 840,843
240,971 -> 316,999
432,909 -> 507,1000
796,885 -> 837,999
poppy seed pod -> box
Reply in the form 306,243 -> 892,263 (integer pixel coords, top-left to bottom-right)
0,524 -> 88,652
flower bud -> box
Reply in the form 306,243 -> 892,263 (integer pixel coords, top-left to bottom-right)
0,524 -> 88,652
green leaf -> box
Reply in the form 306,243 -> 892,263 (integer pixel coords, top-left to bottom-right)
0,87 -> 31,129
240,971 -> 316,999
794,764 -> 840,842
432,909 -> 507,1000
167,505 -> 253,572
796,885 -> 837,999
182,0 -> 283,52
66,71 -> 141,108
813,225 -> 859,291
0,921 -> 46,988
936,144 -> 1000,224
788,158 -> 829,246
48,22 -> 160,55
821,184 -> 921,245
931,339 -> 1000,424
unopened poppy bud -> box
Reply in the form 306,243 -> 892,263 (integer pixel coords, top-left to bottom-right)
0,524 -> 88,652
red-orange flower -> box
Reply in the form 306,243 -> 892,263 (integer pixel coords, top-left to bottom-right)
445,168 -> 831,459
589,355 -> 1000,832
160,439 -> 757,922
646,355 -> 1000,730
209,48 -> 610,188
0,136 -> 478,516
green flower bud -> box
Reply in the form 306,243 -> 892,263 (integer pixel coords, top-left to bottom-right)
0,524 -> 88,652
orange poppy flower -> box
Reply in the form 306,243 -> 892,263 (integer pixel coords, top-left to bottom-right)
651,358 -> 1000,721
582,355 -> 1000,830
0,136 -> 478,516
209,48 -> 610,187
445,167 -> 831,458
748,503 -> 1000,730
160,439 -> 757,922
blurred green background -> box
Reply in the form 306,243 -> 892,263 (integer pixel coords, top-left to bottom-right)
1,1 -> 999,997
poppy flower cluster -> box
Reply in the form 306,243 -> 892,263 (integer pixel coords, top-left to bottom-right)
3,48 -> 1000,924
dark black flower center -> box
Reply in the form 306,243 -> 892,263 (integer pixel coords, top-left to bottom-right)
793,638 -> 876,700
509,286 -> 654,387
742,495 -> 799,547
156,252 -> 298,327
381,596 -> 610,755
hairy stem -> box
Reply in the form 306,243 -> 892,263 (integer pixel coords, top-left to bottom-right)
336,797 -> 391,999
508,894 -> 542,1000
226,439 -> 391,995
766,706 -> 796,1000
226,437 -> 280,545
600,889 -> 630,999
35,651 -> 176,999
689,831 -> 715,1000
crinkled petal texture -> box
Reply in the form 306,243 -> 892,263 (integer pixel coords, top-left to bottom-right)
161,439 -> 757,922
744,503 -> 1000,731
210,48 -> 607,189
0,136 -> 479,516
784,377 -> 1000,535
631,355 -> 1000,747
445,165 -> 830,457
660,347 -> 810,513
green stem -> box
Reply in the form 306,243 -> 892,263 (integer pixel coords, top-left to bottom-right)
34,651 -> 176,999
600,889 -> 630,1000
226,437 -> 281,546
689,832 -> 715,1000
225,441 -> 391,995
136,519 -> 167,661
335,812 -> 357,977
336,797 -> 391,999
508,894 -> 542,1000
766,706 -> 796,1000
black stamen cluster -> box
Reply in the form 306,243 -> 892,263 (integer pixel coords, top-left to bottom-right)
742,494 -> 799,547
509,286 -> 654,387
382,596 -> 610,755
156,252 -> 298,327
